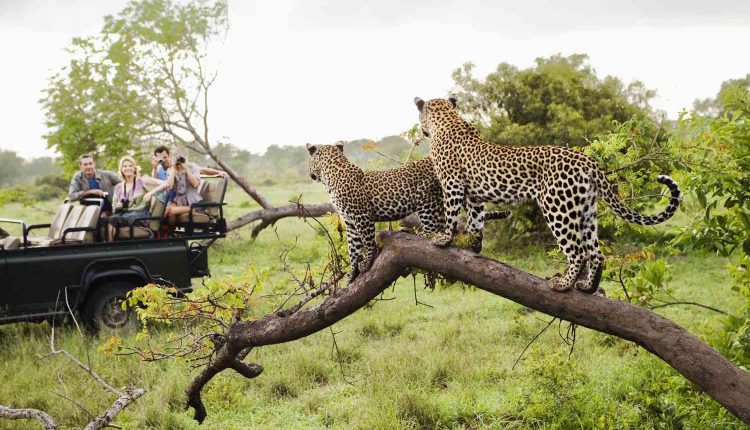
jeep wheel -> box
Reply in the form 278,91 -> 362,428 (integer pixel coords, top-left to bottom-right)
83,282 -> 138,331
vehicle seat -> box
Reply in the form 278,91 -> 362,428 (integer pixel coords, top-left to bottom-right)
116,196 -> 166,240
50,205 -> 100,245
30,204 -> 85,247
175,175 -> 227,231
26,202 -> 73,246
0,236 -> 21,250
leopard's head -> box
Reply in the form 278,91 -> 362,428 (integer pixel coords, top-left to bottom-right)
306,142 -> 345,183
413,96 -> 458,138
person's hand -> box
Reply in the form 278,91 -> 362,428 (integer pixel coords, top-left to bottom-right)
220,170 -> 228,178
114,200 -> 123,210
152,154 -> 159,169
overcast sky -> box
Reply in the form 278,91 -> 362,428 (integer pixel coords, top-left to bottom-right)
1,0 -> 749,159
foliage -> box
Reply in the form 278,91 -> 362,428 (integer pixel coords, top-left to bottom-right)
673,86 -> 750,257
123,268 -> 265,361
693,73 -> 750,117
451,53 -> 657,148
672,84 -> 750,369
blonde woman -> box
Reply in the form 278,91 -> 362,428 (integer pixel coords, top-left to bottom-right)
107,156 -> 161,241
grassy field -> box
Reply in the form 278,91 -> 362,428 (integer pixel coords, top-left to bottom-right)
0,182 -> 746,429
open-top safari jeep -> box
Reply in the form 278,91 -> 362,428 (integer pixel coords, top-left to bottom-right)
0,175 -> 228,330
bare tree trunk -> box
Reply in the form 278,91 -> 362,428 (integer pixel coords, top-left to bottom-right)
185,231 -> 750,425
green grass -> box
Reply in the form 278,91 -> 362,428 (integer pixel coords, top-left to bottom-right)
0,182 -> 747,429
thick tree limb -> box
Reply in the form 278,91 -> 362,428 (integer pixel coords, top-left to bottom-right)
0,405 -> 57,430
186,231 -> 750,424
227,202 -> 336,234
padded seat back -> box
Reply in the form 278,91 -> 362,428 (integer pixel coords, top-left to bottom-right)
1,236 -> 21,250
59,205 -> 85,240
198,175 -> 227,218
70,205 -> 101,242
48,203 -> 73,238
148,196 -> 166,230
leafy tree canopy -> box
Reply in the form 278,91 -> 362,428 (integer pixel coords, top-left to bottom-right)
41,0 -> 228,174
693,74 -> 750,118
451,53 -> 658,147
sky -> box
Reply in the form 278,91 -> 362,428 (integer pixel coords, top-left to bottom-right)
1,0 -> 749,159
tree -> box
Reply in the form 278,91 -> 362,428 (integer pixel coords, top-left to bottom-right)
451,54 -> 657,148
42,0 -> 336,232
0,150 -> 25,187
693,74 -> 750,117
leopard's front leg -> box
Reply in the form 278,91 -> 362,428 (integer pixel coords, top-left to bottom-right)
432,179 -> 464,248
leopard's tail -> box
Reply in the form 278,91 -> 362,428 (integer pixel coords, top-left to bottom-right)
595,171 -> 681,225
484,210 -> 512,221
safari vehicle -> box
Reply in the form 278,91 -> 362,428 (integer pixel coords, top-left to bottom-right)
0,175 -> 228,330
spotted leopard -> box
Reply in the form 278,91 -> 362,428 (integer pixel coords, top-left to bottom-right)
413,97 -> 681,293
307,142 -> 510,283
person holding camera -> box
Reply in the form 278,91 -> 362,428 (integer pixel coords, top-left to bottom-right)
107,156 -> 159,241
147,148 -> 203,229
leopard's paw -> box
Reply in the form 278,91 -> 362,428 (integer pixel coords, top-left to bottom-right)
549,276 -> 573,292
431,233 -> 453,248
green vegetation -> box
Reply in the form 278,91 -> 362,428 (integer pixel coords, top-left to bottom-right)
0,179 -> 747,429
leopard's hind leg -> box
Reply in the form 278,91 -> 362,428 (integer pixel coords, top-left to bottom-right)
466,198 -> 486,253
576,187 -> 604,293
539,181 -> 587,292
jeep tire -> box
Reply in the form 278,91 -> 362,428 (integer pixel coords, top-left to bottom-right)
83,281 -> 138,331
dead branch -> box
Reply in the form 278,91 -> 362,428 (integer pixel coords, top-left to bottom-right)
0,405 -> 56,430
184,231 -> 750,425
0,294 -> 146,430
226,202 -> 336,233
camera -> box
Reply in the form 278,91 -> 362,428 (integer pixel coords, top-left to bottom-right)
175,156 -> 186,164
120,199 -> 130,210
157,159 -> 164,165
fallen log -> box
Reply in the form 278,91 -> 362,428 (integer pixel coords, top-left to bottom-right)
186,231 -> 750,424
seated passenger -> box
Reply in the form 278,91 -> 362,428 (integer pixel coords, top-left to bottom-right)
107,156 -> 160,241
68,153 -> 121,214
149,148 -> 203,229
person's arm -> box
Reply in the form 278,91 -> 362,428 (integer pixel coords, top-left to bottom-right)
185,164 -> 201,188
105,170 -> 122,185
139,175 -> 161,187
68,174 -> 83,201
151,155 -> 160,178
199,166 -> 227,177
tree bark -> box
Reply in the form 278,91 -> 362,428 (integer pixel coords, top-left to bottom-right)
0,405 -> 56,430
226,202 -> 336,234
187,232 -> 750,424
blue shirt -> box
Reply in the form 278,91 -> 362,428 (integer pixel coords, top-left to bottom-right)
87,177 -> 101,190
157,164 -> 168,181
155,164 -> 176,203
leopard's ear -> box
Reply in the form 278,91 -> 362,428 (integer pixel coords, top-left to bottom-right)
448,95 -> 458,109
306,143 -> 317,155
414,97 -> 425,112
334,141 -> 345,153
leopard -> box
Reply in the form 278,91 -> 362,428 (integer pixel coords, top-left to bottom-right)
307,142 -> 510,283
413,96 -> 681,293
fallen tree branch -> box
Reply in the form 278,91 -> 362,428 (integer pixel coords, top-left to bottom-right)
0,405 -> 56,430
186,231 -> 750,425
227,202 -> 336,234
